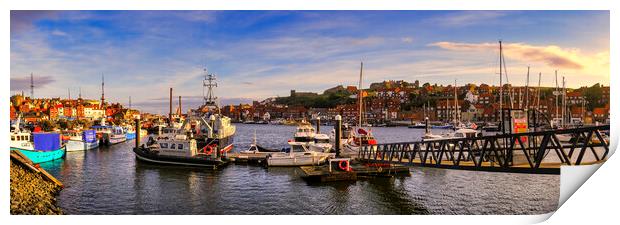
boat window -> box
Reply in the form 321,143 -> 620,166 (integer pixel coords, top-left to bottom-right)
11,136 -> 15,141
315,138 -> 329,144
178,144 -> 184,149
160,143 -> 168,148
170,143 -> 176,149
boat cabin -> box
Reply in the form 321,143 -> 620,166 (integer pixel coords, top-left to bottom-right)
149,135 -> 198,158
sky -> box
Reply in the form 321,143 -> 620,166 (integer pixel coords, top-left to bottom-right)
10,10 -> 610,113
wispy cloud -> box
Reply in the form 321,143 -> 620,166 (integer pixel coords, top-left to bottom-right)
10,75 -> 56,91
427,11 -> 507,27
10,11 -> 609,113
431,42 -> 594,70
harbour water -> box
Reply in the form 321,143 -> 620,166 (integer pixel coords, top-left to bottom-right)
39,124 -> 559,215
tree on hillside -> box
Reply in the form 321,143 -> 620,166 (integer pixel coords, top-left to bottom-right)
583,83 -> 604,110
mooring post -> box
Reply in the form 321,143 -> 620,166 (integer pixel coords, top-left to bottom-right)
316,117 -> 321,133
335,115 -> 342,158
135,118 -> 140,149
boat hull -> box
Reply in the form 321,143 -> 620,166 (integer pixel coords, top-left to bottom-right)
267,154 -> 328,166
108,134 -> 127,145
11,147 -> 66,164
66,140 -> 99,152
126,132 -> 136,140
133,146 -> 228,169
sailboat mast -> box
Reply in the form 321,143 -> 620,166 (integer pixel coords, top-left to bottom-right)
454,79 -> 457,126
498,41 -> 503,123
555,70 -> 559,122
536,72 -> 541,112
358,61 -> 363,127
525,66 -> 530,110
562,76 -> 566,128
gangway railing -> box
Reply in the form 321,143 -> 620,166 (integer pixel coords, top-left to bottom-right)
358,125 -> 610,174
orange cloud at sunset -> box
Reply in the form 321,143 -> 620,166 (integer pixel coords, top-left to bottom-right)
430,41 -> 609,79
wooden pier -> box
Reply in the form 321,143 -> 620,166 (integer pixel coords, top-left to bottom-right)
300,162 -> 411,182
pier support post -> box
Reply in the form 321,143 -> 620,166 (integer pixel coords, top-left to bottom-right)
335,115 -> 342,158
135,118 -> 141,149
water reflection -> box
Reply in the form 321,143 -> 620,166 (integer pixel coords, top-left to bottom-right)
38,124 -> 558,215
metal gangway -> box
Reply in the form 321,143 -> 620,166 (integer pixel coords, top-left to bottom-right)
358,125 -> 610,174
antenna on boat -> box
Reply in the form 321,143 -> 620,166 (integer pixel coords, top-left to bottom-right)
203,68 -> 218,106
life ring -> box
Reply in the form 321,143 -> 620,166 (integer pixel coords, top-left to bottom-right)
338,161 -> 351,171
202,145 -> 214,155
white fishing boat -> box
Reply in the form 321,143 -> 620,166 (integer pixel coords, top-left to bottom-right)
134,132 -> 227,168
293,120 -> 316,143
108,126 -> 127,145
267,141 -> 331,166
65,130 -> 99,151
10,116 -> 34,150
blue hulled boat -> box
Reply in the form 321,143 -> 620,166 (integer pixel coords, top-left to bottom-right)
11,132 -> 65,164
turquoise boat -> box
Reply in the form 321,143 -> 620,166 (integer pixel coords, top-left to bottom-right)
11,132 -> 66,164
10,147 -> 66,164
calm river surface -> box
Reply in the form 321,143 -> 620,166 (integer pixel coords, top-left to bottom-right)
39,124 -> 559,215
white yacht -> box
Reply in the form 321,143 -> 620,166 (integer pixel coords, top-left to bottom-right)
267,141 -> 331,166
308,133 -> 332,153
293,121 -> 316,143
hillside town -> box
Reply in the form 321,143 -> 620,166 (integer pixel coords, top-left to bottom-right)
220,80 -> 611,126
9,94 -> 141,131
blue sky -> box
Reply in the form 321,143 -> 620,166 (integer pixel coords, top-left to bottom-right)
10,11 -> 609,113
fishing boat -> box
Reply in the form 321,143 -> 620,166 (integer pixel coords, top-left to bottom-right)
11,132 -> 66,164
92,118 -> 113,145
133,132 -> 228,168
65,130 -> 99,151
108,126 -> 127,145
10,116 -> 34,150
133,68 -> 235,168
124,125 -> 137,140
267,141 -> 331,166
293,120 -> 316,142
